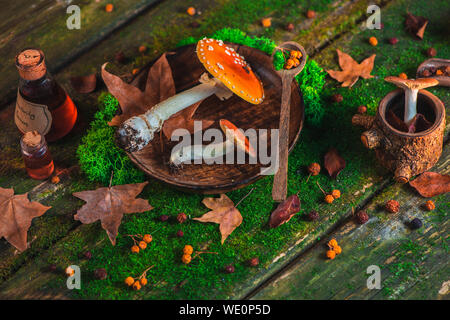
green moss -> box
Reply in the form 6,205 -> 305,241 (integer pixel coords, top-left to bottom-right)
77,93 -> 145,186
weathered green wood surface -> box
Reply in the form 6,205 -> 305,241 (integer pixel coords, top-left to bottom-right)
0,0 -> 448,299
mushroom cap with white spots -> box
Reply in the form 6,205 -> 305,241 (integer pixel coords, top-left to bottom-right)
196,38 -> 264,105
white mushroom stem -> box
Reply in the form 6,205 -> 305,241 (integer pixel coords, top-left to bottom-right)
170,140 -> 234,165
404,88 -> 419,124
116,74 -> 232,152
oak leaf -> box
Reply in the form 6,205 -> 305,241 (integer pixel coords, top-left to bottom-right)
73,182 -> 152,245
269,194 -> 300,228
102,53 -> 176,126
409,172 -> 450,197
324,148 -> 346,179
326,49 -> 376,87
194,194 -> 242,244
0,187 -> 51,252
162,100 -> 214,140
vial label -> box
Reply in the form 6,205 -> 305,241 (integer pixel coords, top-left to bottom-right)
15,90 -> 52,135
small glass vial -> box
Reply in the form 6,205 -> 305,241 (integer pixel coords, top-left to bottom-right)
20,131 -> 54,180
15,49 -> 78,142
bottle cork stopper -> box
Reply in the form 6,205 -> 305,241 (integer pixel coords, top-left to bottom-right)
16,49 -> 46,80
23,131 -> 42,148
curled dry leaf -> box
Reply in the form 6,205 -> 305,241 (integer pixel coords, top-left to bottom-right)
162,100 -> 214,140
70,74 -> 97,94
405,12 -> 428,39
324,148 -> 346,179
0,187 -> 51,252
73,182 -> 152,245
269,194 -> 300,228
102,53 -> 176,126
194,194 -> 242,244
409,172 -> 450,197
326,49 -> 375,87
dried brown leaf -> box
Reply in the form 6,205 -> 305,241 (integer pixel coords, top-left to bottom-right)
102,53 -> 175,126
73,182 -> 153,245
269,194 -> 300,228
405,12 -> 428,39
326,49 -> 376,87
409,172 -> 450,197
162,100 -> 214,140
324,148 -> 346,179
0,187 -> 51,252
70,74 -> 97,94
194,194 -> 242,244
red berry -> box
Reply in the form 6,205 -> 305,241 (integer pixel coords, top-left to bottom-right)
332,93 -> 343,103
84,251 -> 92,260
357,105 -> 367,114
160,215 -> 169,222
385,200 -> 400,213
249,257 -> 259,267
224,264 -> 235,274
389,37 -> 398,45
356,210 -> 369,224
426,47 -> 437,57
176,230 -> 184,237
94,268 -> 107,280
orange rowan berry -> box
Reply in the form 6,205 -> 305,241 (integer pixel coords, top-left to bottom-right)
187,7 -> 196,16
182,254 -> 192,264
324,194 -> 334,204
132,68 -> 139,75
306,10 -> 316,19
133,281 -> 141,291
183,245 -> 194,255
333,245 -> 342,255
105,4 -> 114,13
285,59 -> 295,69
143,234 -> 152,243
398,73 -> 407,80
331,189 -> 341,199
261,18 -> 272,28
125,277 -> 135,286
131,245 -> 140,253
140,278 -> 148,286
51,175 -> 60,184
369,36 -> 378,46
326,250 -> 336,260
139,241 -> 147,250
328,239 -> 338,248
436,69 -> 443,76
138,45 -> 147,53
424,200 -> 435,211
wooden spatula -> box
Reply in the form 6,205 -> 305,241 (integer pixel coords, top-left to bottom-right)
272,41 -> 307,202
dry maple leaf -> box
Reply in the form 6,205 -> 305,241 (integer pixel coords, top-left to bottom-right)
102,53 -> 176,126
324,148 -> 346,179
326,49 -> 376,87
73,182 -> 152,245
269,194 -> 301,228
405,12 -> 428,39
162,100 -> 214,140
194,194 -> 242,244
409,172 -> 450,197
0,187 -> 51,252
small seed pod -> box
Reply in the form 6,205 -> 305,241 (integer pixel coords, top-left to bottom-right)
356,210 -> 369,224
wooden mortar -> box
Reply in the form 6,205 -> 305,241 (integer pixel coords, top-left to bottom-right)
352,88 -> 445,183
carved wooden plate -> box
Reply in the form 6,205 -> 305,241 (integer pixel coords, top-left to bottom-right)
127,43 -> 304,194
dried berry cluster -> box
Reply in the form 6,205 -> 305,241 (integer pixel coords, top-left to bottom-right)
284,50 -> 303,70
326,239 -> 342,260
124,265 -> 154,291
128,234 -> 153,253
420,65 -> 449,77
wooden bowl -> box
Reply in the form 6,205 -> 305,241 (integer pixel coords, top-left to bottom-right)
127,43 -> 304,194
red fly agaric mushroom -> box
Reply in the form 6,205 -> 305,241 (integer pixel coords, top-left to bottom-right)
116,38 -> 264,152
170,119 -> 256,165
384,76 -> 439,124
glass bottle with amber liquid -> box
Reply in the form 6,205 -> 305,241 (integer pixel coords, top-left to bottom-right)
15,49 -> 78,142
20,131 -> 54,180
